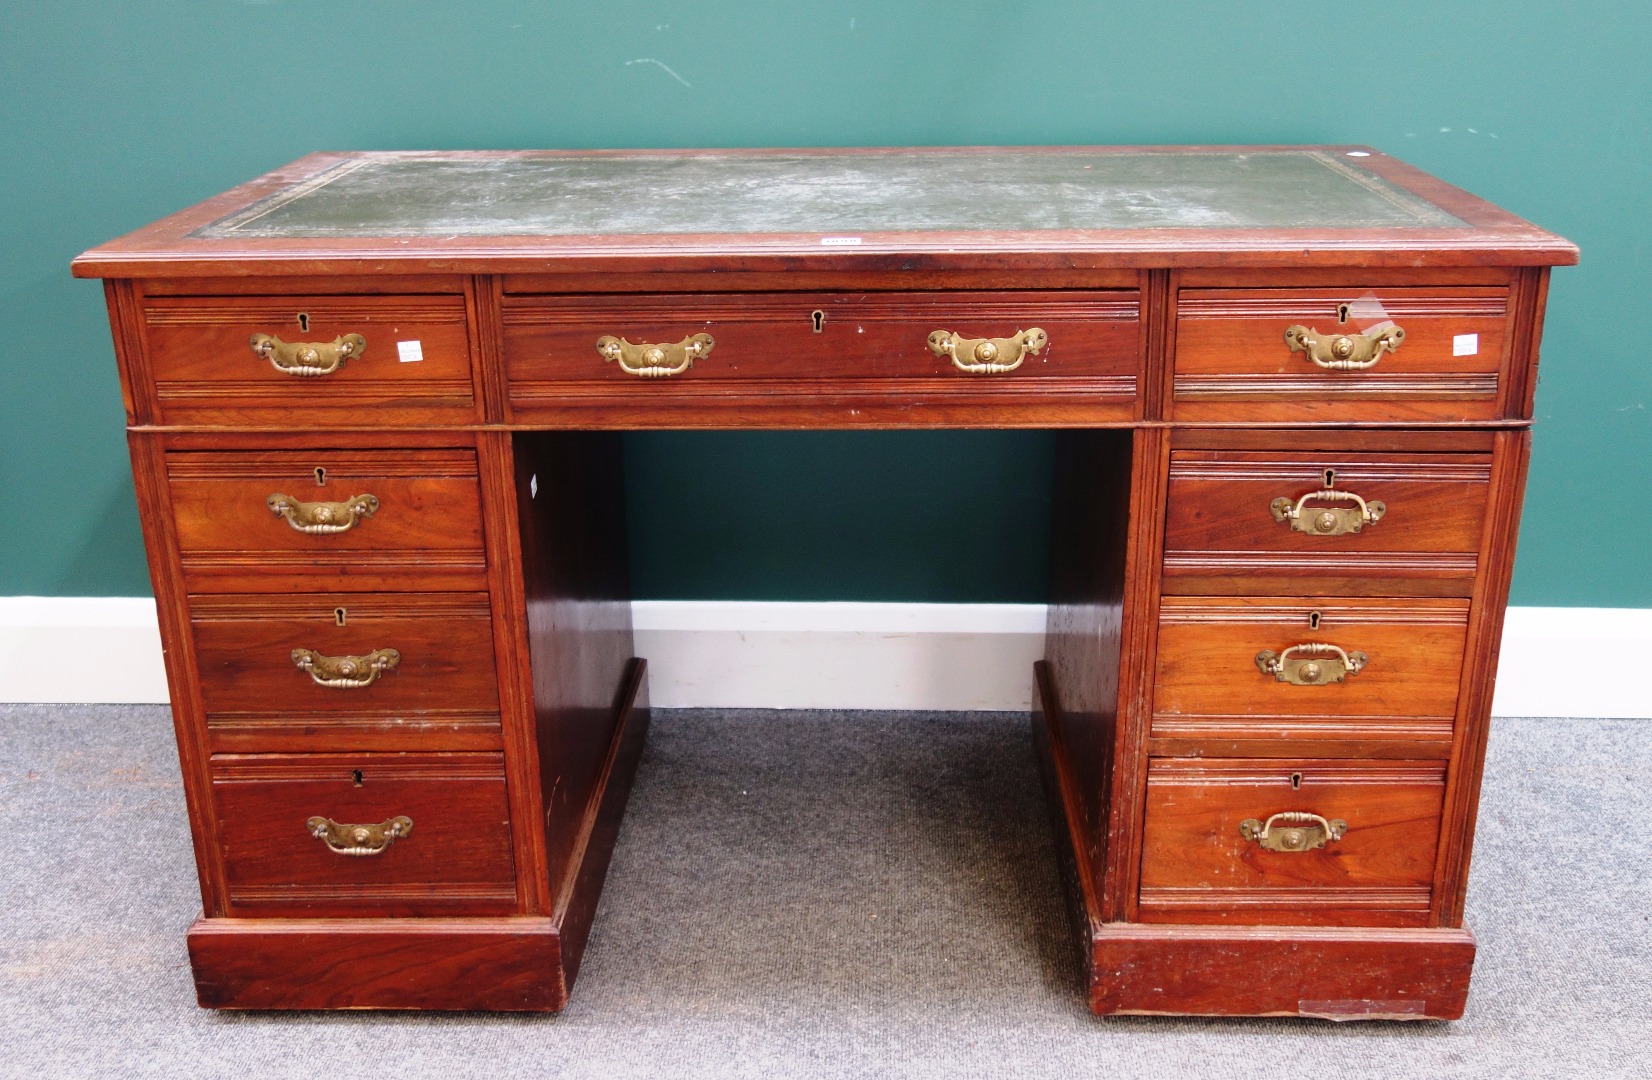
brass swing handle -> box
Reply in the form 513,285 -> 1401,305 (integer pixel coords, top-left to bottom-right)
267,493 -> 380,535
1239,811 -> 1347,853
928,327 -> 1048,374
1283,323 -> 1404,371
1255,642 -> 1367,686
291,647 -> 400,689
1270,489 -> 1386,537
250,332 -> 366,377
596,333 -> 714,377
307,815 -> 413,856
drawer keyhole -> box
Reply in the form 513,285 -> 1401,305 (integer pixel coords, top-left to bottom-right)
811,309 -> 826,333
351,769 -> 364,787
1323,469 -> 1336,488
314,466 -> 327,486
297,312 -> 310,333
1308,611 -> 1322,631
334,607 -> 348,626
1290,771 -> 1303,790
1336,303 -> 1350,325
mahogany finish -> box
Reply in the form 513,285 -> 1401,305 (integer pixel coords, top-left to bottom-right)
1172,285 -> 1510,423
502,290 -> 1140,422
211,752 -> 517,917
74,146 -> 1575,1019
1162,450 -> 1491,597
1138,758 -> 1447,926
167,449 -> 488,593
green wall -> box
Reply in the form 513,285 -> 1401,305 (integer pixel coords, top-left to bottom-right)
3,2 -> 1646,605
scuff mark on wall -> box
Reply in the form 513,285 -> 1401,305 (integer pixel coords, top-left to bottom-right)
625,58 -> 692,88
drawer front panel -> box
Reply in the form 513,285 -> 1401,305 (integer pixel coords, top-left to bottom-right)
168,449 -> 487,591
1173,287 -> 1508,421
1154,597 -> 1470,728
1163,451 -> 1491,595
1139,758 -> 1446,925
503,291 -> 1139,413
212,752 -> 516,916
189,593 -> 500,718
142,295 -> 476,422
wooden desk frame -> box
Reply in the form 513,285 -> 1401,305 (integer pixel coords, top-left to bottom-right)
75,147 -> 1575,1018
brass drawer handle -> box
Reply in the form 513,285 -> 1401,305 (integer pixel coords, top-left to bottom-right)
596,333 -> 714,377
267,492 -> 380,534
250,332 -> 366,377
307,815 -> 413,856
1283,323 -> 1404,371
1269,489 -> 1385,536
1255,642 -> 1367,686
291,647 -> 400,689
928,327 -> 1047,374
1239,811 -> 1347,853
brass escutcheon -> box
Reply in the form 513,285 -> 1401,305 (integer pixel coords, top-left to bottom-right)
267,493 -> 380,535
306,815 -> 413,856
250,332 -> 366,377
1239,811 -> 1347,853
1255,642 -> 1367,686
291,647 -> 400,689
927,327 -> 1048,374
596,333 -> 714,377
1269,488 -> 1386,537
1283,322 -> 1404,371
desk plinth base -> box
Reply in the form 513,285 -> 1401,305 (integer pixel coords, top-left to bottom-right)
187,916 -> 568,1011
1032,660 -> 1475,1020
187,658 -> 650,1012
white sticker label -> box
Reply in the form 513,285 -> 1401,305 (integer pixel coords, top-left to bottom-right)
820,236 -> 862,245
1453,333 -> 1479,357
529,474 -> 538,499
397,340 -> 424,363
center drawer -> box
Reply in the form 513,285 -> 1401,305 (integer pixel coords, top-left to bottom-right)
502,290 -> 1141,419
211,752 -> 517,917
1138,757 -> 1447,926
188,592 -> 500,718
167,449 -> 487,592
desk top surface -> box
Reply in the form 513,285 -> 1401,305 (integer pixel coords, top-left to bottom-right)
73,146 -> 1577,276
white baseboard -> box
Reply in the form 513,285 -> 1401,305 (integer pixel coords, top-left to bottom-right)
2,598 -> 1647,718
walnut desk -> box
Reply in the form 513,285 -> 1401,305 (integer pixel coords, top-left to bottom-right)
73,147 -> 1576,1019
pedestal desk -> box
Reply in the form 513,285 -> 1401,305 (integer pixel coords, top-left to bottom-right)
74,147 -> 1576,1018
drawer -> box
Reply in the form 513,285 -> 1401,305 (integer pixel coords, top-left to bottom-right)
141,295 -> 477,424
211,752 -> 516,916
168,449 -> 487,592
1173,286 -> 1509,422
1162,451 -> 1491,596
189,593 -> 500,719
1153,597 -> 1470,742
502,290 -> 1139,416
1138,758 -> 1446,926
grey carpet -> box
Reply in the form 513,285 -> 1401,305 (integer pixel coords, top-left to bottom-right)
1,705 -> 1648,1079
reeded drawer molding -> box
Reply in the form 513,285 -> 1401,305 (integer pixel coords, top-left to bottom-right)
205,709 -> 505,754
